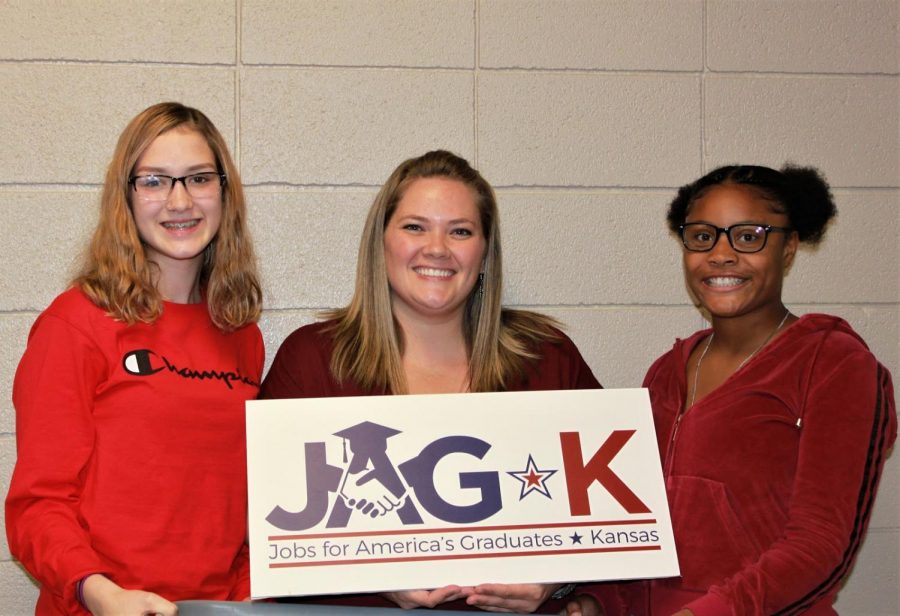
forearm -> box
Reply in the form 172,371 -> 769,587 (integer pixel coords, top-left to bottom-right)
81,574 -> 177,616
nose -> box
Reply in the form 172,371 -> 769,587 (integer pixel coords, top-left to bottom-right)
707,230 -> 737,265
423,230 -> 449,257
166,179 -> 192,211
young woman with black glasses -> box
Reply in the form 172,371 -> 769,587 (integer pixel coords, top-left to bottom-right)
568,165 -> 896,616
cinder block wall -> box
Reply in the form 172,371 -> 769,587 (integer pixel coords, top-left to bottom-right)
1,1 -> 897,613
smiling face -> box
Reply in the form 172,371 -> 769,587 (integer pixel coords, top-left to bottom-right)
383,177 -> 487,323
683,183 -> 798,322
130,127 -> 222,286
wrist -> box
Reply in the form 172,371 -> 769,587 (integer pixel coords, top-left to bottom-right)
80,574 -> 118,614
76,576 -> 87,610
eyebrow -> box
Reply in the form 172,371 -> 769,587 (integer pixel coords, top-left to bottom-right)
132,162 -> 217,175
397,214 -> 477,225
685,219 -> 773,225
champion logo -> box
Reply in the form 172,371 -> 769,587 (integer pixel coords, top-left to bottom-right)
122,349 -> 259,390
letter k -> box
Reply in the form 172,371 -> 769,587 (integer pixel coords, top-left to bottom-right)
560,430 -> 650,515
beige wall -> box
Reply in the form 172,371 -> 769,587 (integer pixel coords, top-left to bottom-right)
1,0 -> 897,613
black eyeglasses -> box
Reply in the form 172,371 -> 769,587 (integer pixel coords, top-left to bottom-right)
129,172 -> 226,201
679,223 -> 793,253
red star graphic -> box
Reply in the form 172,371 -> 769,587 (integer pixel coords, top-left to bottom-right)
507,455 -> 558,500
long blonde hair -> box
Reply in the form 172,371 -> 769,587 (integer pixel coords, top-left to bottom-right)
75,102 -> 262,331
326,150 -> 559,393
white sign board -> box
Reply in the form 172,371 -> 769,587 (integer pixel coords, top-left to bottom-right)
247,389 -> 678,599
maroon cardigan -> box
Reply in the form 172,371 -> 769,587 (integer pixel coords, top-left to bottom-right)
259,319 -> 601,612
260,319 -> 600,399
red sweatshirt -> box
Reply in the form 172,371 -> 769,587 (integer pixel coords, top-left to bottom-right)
6,288 -> 264,615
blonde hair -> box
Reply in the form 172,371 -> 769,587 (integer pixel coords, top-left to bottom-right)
75,102 -> 262,331
326,150 -> 559,393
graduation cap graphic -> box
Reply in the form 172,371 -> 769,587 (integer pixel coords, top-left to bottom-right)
335,421 -> 402,471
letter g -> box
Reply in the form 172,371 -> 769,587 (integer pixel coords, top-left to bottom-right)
399,436 -> 501,524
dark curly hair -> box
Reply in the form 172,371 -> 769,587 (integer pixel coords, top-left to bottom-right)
666,164 -> 837,245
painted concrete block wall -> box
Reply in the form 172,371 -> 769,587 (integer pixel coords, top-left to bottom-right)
0,1 -> 896,613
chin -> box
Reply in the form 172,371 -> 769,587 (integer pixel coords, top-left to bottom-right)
698,301 -> 747,319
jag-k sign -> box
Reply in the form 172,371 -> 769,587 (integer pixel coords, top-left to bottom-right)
246,389 -> 679,599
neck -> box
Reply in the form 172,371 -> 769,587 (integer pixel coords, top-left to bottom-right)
393,305 -> 468,364
393,303 -> 471,394
155,260 -> 204,304
709,305 -> 791,356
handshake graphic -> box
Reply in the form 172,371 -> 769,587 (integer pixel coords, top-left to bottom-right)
338,463 -> 407,518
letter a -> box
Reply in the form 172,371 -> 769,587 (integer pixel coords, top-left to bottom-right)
560,431 -> 650,515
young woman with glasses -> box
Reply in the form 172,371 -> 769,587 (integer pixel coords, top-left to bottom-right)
568,165 -> 896,616
6,102 -> 264,615
261,150 -> 599,613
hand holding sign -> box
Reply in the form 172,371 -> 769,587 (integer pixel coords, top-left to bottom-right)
381,585 -> 471,609
466,582 -> 556,613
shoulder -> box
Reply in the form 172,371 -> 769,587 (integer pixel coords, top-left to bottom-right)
501,308 -> 559,331
789,314 -> 896,454
268,319 -> 336,377
643,329 -> 708,387
766,314 -> 880,383
500,308 -> 568,353
535,327 -> 581,357
32,287 -> 111,338
276,320 -> 336,358
261,320 -> 342,399
788,313 -> 871,355
229,320 -> 265,365
782,314 -> 891,394
19,289 -> 112,376
500,308 -> 573,356
43,287 -> 102,318
508,318 -> 601,390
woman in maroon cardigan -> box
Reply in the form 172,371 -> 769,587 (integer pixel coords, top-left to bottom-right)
568,165 -> 896,616
262,150 -> 599,612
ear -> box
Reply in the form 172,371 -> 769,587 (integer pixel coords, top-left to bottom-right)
782,230 -> 799,270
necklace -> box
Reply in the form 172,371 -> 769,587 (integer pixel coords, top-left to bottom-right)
689,310 -> 791,407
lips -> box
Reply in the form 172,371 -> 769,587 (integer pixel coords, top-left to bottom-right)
414,266 -> 454,278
